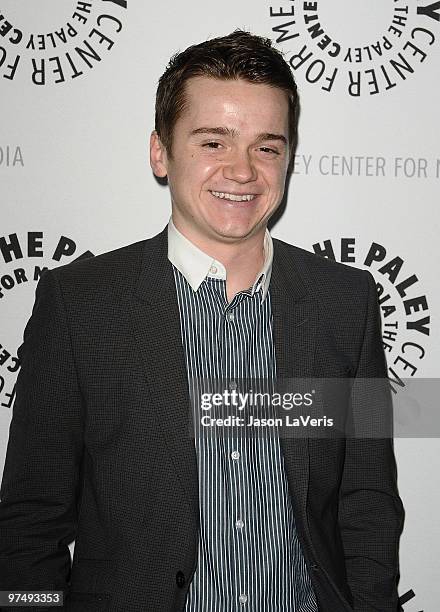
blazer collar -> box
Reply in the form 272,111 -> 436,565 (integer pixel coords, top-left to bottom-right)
134,223 -> 309,308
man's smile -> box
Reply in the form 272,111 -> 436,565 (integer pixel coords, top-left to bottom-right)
209,190 -> 258,202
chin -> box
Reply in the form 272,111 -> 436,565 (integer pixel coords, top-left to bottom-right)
210,224 -> 256,241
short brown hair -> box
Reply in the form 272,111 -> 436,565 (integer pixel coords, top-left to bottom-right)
155,29 -> 298,167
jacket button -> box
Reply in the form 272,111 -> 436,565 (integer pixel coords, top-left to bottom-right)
176,571 -> 186,588
311,563 -> 320,571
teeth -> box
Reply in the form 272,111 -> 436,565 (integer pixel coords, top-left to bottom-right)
211,191 -> 256,202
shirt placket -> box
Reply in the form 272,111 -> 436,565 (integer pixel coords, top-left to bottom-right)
217,282 -> 253,611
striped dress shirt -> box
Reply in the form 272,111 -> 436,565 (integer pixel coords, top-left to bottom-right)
167,218 -> 318,612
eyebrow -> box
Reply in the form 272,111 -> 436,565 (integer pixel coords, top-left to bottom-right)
190,127 -> 288,146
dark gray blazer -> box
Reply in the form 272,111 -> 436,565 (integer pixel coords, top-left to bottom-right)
0,225 -> 404,612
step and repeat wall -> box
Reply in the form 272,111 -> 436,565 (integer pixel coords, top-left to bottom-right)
1,1 -> 439,609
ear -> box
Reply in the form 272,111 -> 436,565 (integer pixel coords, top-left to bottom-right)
150,131 -> 168,178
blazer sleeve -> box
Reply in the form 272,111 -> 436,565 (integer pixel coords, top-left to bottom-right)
337,270 -> 405,612
0,268 -> 84,600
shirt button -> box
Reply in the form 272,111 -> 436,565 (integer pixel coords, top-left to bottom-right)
231,450 -> 240,460
227,311 -> 235,321
210,265 -> 218,274
235,519 -> 245,529
229,380 -> 237,390
239,594 -> 248,604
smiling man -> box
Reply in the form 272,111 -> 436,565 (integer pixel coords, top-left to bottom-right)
0,31 -> 404,612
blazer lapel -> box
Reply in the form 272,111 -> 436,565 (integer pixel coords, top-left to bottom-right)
128,226 -> 199,520
270,239 -> 319,530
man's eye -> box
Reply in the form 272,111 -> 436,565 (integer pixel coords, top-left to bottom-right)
259,147 -> 279,155
203,142 -> 222,149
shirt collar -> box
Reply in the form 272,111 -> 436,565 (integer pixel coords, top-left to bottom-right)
167,217 -> 273,301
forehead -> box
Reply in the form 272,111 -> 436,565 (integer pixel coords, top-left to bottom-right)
179,76 -> 289,134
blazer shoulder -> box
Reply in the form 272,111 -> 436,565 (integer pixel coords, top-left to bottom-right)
46,231 -> 163,297
273,236 -> 369,295
273,239 -> 378,362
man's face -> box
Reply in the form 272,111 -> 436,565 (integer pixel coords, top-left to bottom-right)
150,76 -> 290,246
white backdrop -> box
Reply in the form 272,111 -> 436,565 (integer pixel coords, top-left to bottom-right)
1,1 -> 439,609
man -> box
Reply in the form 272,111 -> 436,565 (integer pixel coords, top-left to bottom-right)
0,30 -> 404,611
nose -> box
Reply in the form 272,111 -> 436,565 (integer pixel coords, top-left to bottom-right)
223,149 -> 257,183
